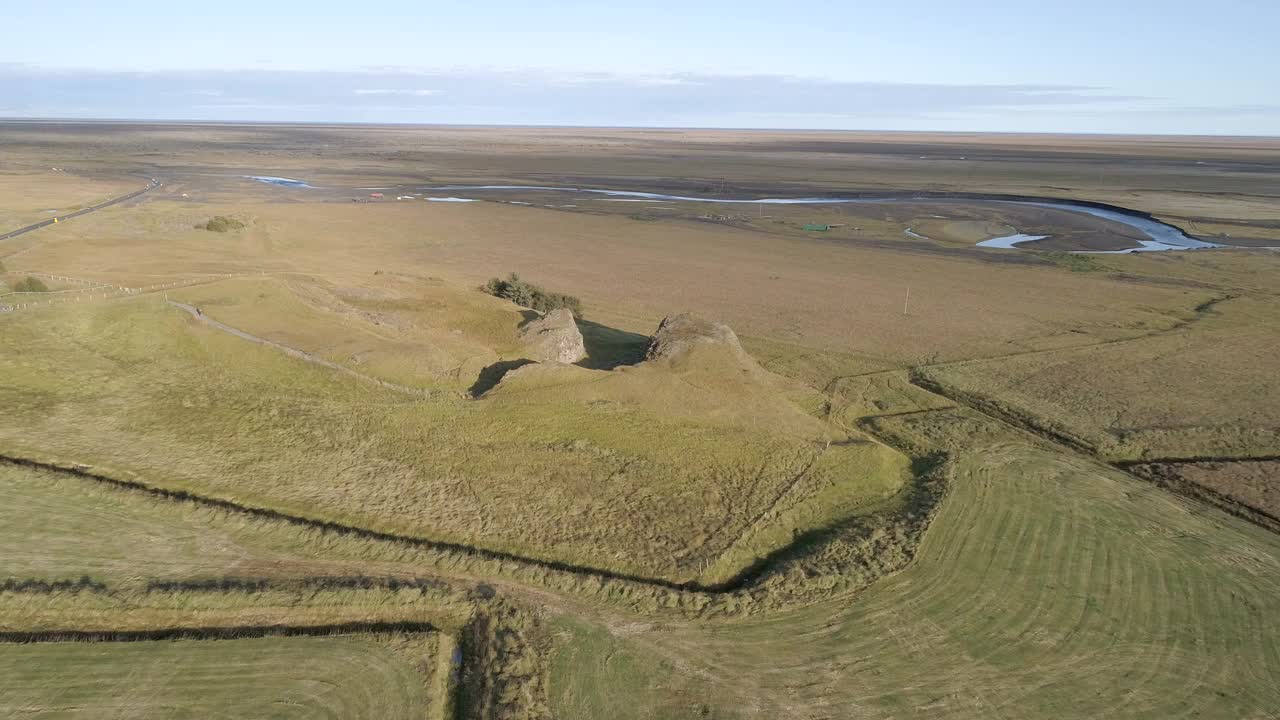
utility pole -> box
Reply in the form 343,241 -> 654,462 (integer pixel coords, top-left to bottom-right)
903,286 -> 911,316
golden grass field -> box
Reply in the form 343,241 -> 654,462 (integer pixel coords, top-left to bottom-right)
1,123 -> 1278,718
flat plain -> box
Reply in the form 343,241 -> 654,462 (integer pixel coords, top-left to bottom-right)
1,122 -> 1278,718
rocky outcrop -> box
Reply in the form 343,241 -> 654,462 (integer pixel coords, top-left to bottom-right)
645,312 -> 747,363
518,309 -> 586,364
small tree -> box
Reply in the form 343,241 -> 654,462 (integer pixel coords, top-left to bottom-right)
482,272 -> 582,315
12,276 -> 49,293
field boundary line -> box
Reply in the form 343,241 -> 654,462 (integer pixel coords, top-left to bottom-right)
1114,454 -> 1280,466
0,453 -> 713,593
904,372 -> 1280,535
0,620 -> 439,645
0,448 -> 957,608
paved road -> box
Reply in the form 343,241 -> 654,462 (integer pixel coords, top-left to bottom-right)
0,177 -> 161,243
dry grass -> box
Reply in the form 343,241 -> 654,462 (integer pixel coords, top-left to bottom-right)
1128,459 -> 1280,522
2,126 -> 1279,717
919,296 -> 1280,461
5,196 -> 1219,370
551,432 -> 1280,719
0,292 -> 900,585
0,169 -> 141,231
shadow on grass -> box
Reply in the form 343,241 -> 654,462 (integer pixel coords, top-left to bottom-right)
576,319 -> 649,370
469,359 -> 536,396
515,309 -> 540,327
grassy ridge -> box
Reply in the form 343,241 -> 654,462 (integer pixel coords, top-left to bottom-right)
0,295 -> 901,585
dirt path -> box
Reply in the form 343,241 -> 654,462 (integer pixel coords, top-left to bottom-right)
166,300 -> 443,400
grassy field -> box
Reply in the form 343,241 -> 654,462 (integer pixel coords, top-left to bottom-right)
0,634 -> 439,719
0,291 -> 904,585
550,436 -> 1280,719
3,195 -> 1223,371
919,295 -> 1280,462
0,461 -> 482,586
0,169 -> 142,232
1,125 -> 1278,718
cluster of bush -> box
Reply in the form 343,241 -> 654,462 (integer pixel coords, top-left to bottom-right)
195,216 -> 246,232
483,272 -> 583,315
10,276 -> 49,293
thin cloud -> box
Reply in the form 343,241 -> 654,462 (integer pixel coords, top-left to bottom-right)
354,89 -> 441,96
0,64 -> 1176,131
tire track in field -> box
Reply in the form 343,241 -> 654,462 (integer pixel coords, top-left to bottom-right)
167,300 -> 447,400
621,444 -> 1280,719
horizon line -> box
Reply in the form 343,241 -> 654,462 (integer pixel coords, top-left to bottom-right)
1,116 -> 1277,141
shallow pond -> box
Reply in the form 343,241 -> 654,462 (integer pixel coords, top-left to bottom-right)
245,176 -> 313,188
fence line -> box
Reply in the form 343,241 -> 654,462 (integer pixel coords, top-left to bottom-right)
0,273 -> 243,313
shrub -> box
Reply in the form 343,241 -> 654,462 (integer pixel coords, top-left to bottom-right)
483,273 -> 583,315
12,276 -> 50,293
195,216 -> 246,232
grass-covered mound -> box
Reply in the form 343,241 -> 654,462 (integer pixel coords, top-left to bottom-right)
0,281 -> 904,585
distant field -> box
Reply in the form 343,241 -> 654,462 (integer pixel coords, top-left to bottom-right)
0,170 -> 141,232
919,296 -> 1280,462
4,196 -> 1222,370
0,634 -> 438,720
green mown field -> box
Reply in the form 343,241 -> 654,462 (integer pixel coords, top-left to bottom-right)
0,634 -> 437,720
550,438 -> 1280,718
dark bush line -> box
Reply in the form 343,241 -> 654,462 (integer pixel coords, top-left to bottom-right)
720,450 -> 948,591
1122,462 -> 1280,534
145,575 -> 450,594
0,576 -> 107,594
0,454 -> 707,592
1,448 -> 958,602
0,620 -> 438,645
482,273 -> 582,315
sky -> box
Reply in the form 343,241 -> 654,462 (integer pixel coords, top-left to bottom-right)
2,0 -> 1277,134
